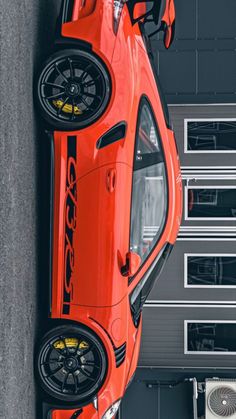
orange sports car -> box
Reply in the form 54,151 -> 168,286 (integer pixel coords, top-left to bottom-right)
35,1 -> 180,418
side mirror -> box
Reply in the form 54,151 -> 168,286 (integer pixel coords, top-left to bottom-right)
163,19 -> 176,49
121,252 -> 142,277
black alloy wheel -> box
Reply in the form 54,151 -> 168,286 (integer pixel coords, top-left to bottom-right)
36,49 -> 111,130
36,325 -> 107,403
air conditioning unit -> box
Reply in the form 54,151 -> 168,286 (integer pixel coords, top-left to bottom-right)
206,379 -> 236,419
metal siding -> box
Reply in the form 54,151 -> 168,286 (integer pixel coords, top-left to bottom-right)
147,240 -> 236,302
151,0 -> 236,103
139,306 -> 236,368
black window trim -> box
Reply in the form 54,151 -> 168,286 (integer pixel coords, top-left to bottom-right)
128,95 -> 169,285
129,242 -> 173,327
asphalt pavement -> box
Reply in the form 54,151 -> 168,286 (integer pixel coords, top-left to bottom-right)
0,1 -> 60,417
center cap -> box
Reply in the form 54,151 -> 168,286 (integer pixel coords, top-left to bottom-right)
64,357 -> 78,371
67,83 -> 80,96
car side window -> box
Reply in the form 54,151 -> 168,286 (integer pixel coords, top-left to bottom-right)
130,243 -> 173,327
130,99 -> 168,266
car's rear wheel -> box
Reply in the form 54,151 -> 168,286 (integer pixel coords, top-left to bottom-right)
36,325 -> 107,403
36,49 -> 111,130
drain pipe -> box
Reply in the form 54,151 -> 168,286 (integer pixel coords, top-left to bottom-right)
188,378 -> 198,419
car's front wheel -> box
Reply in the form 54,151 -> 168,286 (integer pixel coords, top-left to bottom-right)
36,49 -> 111,130
36,324 -> 107,403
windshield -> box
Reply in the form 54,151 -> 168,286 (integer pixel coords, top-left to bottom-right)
130,99 -> 168,266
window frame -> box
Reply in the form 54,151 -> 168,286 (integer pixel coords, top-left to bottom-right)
184,118 -> 236,154
184,320 -> 236,355
128,96 -> 169,284
184,253 -> 236,289
184,185 -> 236,221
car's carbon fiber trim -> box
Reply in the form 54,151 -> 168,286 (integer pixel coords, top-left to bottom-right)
114,342 -> 127,368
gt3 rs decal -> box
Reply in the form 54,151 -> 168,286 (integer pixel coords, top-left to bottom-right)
63,136 -> 77,315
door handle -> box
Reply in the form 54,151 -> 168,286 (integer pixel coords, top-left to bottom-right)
106,168 -> 116,193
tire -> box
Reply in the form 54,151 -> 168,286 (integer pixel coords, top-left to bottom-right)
36,49 -> 111,131
36,324 -> 107,403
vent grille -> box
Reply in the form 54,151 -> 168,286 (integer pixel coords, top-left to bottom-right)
209,386 -> 236,417
114,342 -> 126,368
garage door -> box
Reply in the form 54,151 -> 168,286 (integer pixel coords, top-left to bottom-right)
151,0 -> 236,104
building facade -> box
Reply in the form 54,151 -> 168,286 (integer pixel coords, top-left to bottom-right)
121,0 -> 236,417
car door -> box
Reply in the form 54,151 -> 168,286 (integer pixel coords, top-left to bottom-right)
127,97 -> 170,325
129,98 -> 168,266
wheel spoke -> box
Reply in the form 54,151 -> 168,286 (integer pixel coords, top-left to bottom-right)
83,361 -> 100,369
80,64 -> 92,82
84,98 -> 99,111
85,92 -> 97,99
62,372 -> 70,392
46,365 -> 63,378
73,372 -> 79,393
83,74 -> 101,88
43,82 -> 65,89
57,97 -> 70,116
42,359 -> 63,366
51,343 -> 64,357
68,58 -> 75,79
45,91 -> 65,100
79,96 -> 90,110
55,63 -> 69,83
80,367 -> 96,381
60,336 -> 69,354
83,79 -> 95,88
70,99 -> 75,121
81,344 -> 94,356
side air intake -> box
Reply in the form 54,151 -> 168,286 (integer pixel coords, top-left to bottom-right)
96,122 -> 127,149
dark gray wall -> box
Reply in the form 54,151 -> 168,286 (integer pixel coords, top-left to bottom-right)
140,306 -> 236,368
148,240 -> 236,302
152,0 -> 236,104
120,369 -> 236,419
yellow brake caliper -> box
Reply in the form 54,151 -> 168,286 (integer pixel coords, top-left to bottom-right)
53,338 -> 89,351
53,100 -> 82,115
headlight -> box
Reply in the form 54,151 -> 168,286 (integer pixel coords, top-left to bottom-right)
113,0 -> 125,34
102,400 -> 121,419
